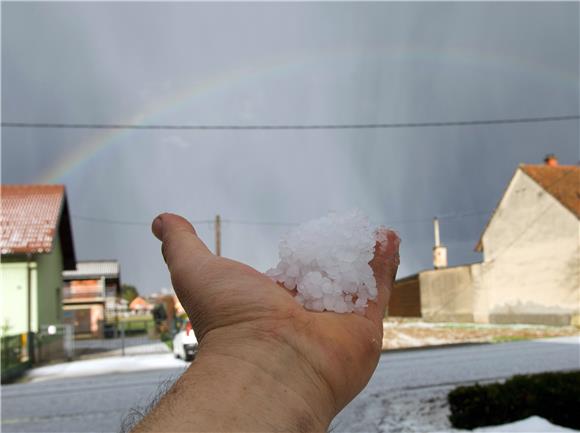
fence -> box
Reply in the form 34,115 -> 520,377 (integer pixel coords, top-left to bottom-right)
36,324 -> 74,363
1,334 -> 28,383
1,318 -> 173,383
73,319 -> 169,358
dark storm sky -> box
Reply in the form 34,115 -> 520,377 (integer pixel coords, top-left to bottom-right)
2,2 -> 578,294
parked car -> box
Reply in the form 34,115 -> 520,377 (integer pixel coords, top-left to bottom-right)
173,321 -> 198,361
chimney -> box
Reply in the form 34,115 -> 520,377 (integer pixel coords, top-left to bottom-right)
432,217 -> 448,269
544,154 -> 558,167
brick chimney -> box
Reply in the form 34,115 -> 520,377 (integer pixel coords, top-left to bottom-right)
544,154 -> 558,166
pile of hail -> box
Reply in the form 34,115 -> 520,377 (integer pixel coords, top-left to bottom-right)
266,210 -> 387,313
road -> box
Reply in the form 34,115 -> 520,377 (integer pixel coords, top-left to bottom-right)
2,337 -> 578,433
73,335 -> 170,357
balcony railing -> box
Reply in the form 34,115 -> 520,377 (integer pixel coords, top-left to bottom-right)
62,287 -> 104,300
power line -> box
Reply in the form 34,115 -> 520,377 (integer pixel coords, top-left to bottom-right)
226,211 -> 491,227
224,219 -> 298,227
2,115 -> 579,131
387,210 -> 491,226
71,209 -> 490,228
72,215 -> 213,226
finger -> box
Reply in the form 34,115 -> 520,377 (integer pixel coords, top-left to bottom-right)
151,212 -> 213,272
366,229 -> 400,326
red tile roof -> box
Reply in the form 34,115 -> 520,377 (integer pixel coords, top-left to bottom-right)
1,184 -> 67,254
520,164 -> 580,218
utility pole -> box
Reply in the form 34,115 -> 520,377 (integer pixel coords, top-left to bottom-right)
214,214 -> 221,256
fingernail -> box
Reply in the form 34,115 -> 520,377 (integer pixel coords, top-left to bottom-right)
152,215 -> 164,240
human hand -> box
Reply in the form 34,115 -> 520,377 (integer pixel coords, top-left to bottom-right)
138,212 -> 399,432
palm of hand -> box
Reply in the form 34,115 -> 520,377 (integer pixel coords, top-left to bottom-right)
166,226 -> 399,411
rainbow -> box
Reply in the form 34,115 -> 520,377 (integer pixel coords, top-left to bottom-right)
38,45 -> 578,183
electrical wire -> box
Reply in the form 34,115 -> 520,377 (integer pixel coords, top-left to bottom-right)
386,210 -> 490,226
223,219 -> 297,227
3,115 -> 579,131
72,215 -> 213,226
72,209 -> 491,227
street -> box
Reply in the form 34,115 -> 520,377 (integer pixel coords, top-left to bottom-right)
2,337 -> 579,433
332,336 -> 580,432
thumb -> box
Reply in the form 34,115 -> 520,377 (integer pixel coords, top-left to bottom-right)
151,212 -> 214,277
366,229 -> 400,326
153,213 -> 228,339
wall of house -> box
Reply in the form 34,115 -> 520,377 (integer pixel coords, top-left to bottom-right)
470,263 -> 488,323
36,232 -> 65,329
0,233 -> 65,336
0,258 -> 38,335
480,170 -> 580,325
419,265 -> 475,322
90,305 -> 104,334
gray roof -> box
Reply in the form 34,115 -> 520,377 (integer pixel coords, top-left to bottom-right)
63,260 -> 120,279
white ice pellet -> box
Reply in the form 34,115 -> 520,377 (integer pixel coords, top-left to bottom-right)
266,210 -> 387,313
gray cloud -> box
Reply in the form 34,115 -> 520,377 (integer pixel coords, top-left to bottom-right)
2,2 -> 578,293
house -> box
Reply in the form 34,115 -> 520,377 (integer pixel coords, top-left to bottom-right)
149,289 -> 181,333
0,185 -> 76,336
389,156 -> 579,326
61,260 -> 121,337
129,296 -> 153,314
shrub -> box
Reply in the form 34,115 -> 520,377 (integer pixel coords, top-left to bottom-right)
448,371 -> 580,430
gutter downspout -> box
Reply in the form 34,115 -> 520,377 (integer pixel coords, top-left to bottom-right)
26,253 -> 35,364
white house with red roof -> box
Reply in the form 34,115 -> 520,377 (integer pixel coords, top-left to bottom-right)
129,296 -> 153,313
61,260 -> 121,337
391,156 -> 579,326
0,185 -> 76,336
471,156 -> 579,324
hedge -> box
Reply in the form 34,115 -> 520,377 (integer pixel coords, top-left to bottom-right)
448,371 -> 580,430
1,334 -> 29,383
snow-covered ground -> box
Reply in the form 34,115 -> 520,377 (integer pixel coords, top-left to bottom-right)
333,336 -> 580,433
25,352 -> 187,382
5,337 -> 578,433
437,416 -> 578,432
382,320 -> 579,350
348,386 -> 580,433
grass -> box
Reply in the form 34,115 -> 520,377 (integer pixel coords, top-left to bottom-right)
490,335 -> 531,343
382,318 -> 579,350
105,316 -> 155,335
107,315 -> 153,323
163,339 -> 173,351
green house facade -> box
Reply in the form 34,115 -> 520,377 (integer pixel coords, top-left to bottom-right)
1,185 -> 76,336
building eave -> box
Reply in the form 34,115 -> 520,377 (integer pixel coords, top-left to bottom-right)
57,191 -> 77,270
474,166 -> 523,252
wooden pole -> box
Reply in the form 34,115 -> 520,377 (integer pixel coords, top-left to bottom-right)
215,214 -> 221,256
